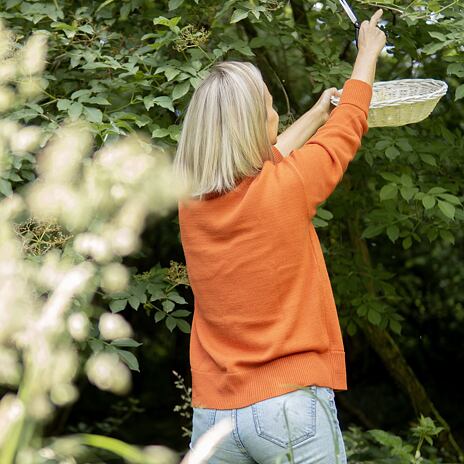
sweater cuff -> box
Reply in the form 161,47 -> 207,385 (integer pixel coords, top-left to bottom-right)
339,78 -> 373,118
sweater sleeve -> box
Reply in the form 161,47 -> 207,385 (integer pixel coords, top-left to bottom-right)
285,78 -> 373,218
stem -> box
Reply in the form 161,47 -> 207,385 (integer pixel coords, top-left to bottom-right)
78,433 -> 148,463
362,2 -> 405,14
414,0 -> 460,19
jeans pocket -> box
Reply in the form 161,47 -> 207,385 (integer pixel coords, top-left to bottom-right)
189,407 -> 217,449
251,386 -> 317,448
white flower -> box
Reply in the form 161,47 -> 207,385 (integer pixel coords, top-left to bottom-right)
85,352 -> 131,395
101,263 -> 129,294
98,313 -> 133,340
67,312 -> 90,341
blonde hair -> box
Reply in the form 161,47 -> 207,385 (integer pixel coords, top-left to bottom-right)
173,60 -> 274,201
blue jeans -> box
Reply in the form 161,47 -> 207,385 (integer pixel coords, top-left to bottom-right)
188,385 -> 347,464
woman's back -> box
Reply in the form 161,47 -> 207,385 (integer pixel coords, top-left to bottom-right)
178,77 -> 373,410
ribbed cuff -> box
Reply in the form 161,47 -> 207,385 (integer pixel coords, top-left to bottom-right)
339,78 -> 373,118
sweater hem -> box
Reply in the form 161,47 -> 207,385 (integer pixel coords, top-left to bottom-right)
190,349 -> 347,409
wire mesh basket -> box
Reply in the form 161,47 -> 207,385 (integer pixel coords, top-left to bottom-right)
330,79 -> 448,127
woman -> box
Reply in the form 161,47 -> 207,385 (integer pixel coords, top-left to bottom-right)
174,8 -> 386,464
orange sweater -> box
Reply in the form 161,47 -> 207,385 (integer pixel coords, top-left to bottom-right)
178,78 -> 373,409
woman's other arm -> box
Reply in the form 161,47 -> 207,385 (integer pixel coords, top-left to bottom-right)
274,107 -> 325,157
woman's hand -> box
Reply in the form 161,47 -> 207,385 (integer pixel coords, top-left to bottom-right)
358,9 -> 386,57
313,87 -> 342,124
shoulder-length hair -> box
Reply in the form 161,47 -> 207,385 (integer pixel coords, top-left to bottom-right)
173,60 -> 274,201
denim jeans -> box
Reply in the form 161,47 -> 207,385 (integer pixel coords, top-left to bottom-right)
188,385 -> 347,464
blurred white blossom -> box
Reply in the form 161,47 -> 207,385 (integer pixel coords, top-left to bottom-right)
10,126 -> 43,153
67,312 -> 90,341
101,262 -> 129,293
85,352 -> 131,395
18,32 -> 48,75
0,18 -> 186,462
99,312 -> 133,340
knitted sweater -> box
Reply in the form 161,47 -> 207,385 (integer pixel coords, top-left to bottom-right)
178,78 -> 373,409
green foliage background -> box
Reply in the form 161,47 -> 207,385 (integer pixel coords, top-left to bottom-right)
0,0 -> 463,461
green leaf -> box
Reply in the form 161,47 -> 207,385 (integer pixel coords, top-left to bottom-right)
400,186 -> 417,201
96,0 -> 116,13
396,138 -> 413,152
167,292 -> 187,304
230,9 -> 249,23
420,154 -> 436,166
143,95 -> 155,111
385,146 -> 400,160
57,99 -> 71,110
149,287 -> 165,301
347,321 -> 357,336
166,315 -> 177,332
447,63 -> 464,78
168,0 -> 184,10
317,207 -> 333,220
399,174 -> 413,187
375,140 -> 391,151
422,195 -> 436,209
78,24 -> 94,34
312,217 -> 328,228
369,429 -> 403,448
436,193 -> 461,205
422,40 -> 450,55
165,68 -> 181,81
379,184 -> 398,201
361,224 -> 384,239
368,309 -> 381,325
111,338 -> 142,347
128,295 -> 140,310
171,309 -> 191,317
439,230 -> 455,245
153,96 -> 175,112
109,299 -> 127,313
117,349 -> 140,372
83,106 -> 103,123
68,102 -> 83,119
154,311 -> 166,322
152,127 -> 170,138
71,89 -> 91,100
172,81 -> 190,101
356,304 -> 368,317
236,46 -> 255,57
389,319 -> 402,335
87,96 -> 111,105
162,299 -> 175,313
428,31 -> 447,41
0,179 -> 13,197
437,200 -> 455,220
153,16 -> 181,31
402,236 -> 412,249
455,84 -> 464,102
379,172 -> 400,183
175,318 -> 191,333
428,187 -> 446,194
386,225 -> 399,242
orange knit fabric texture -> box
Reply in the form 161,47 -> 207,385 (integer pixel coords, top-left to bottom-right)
178,78 -> 373,409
